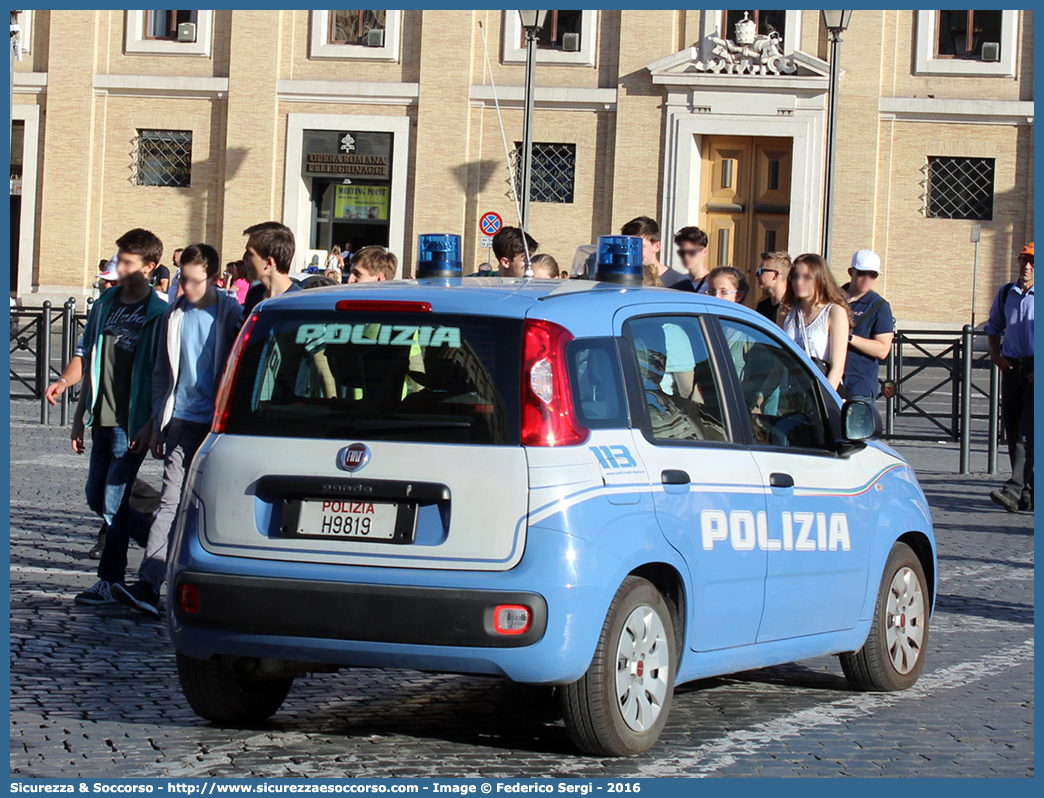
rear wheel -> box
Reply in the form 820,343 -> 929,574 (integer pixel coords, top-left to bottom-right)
176,652 -> 294,724
559,576 -> 676,756
840,542 -> 929,692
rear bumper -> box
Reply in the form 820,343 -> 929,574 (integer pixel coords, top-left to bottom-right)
173,572 -> 547,648
168,521 -> 629,684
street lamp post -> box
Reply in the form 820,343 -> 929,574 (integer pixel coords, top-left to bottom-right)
821,10 -> 852,264
518,10 -> 540,234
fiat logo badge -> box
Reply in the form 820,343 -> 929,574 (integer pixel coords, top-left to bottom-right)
337,443 -> 370,473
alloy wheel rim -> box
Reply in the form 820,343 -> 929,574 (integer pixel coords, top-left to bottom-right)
885,566 -> 926,674
615,605 -> 670,732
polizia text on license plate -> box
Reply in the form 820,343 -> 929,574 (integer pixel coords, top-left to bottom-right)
297,500 -> 398,540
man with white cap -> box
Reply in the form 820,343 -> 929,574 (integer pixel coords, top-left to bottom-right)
841,249 -> 894,402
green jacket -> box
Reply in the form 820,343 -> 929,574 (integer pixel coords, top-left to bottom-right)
81,285 -> 168,434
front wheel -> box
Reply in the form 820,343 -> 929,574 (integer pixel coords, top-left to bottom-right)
840,542 -> 930,692
176,652 -> 294,724
559,576 -> 676,756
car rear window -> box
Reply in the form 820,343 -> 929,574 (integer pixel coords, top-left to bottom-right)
224,310 -> 523,445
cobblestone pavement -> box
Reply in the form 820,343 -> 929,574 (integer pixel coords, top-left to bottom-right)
9,401 -> 1033,778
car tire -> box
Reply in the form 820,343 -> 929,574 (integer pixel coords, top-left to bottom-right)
840,542 -> 929,692
176,652 -> 294,724
559,576 -> 676,756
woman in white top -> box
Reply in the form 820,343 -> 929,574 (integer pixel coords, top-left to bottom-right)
326,245 -> 343,272
323,244 -> 340,273
777,253 -> 851,391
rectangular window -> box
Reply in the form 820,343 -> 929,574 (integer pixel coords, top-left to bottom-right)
513,142 -> 576,204
144,10 -> 198,40
225,311 -> 523,445
328,10 -> 387,45
925,156 -> 995,221
625,316 -> 730,444
134,130 -> 192,188
502,9 -> 597,66
568,338 -> 628,429
935,10 -> 1003,60
719,319 -> 828,450
11,120 -> 25,193
724,10 -> 786,42
523,10 -> 584,50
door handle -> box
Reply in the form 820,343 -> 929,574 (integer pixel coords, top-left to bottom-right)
769,472 -> 795,488
661,469 -> 691,485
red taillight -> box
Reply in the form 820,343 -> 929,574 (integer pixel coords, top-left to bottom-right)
520,319 -> 588,447
493,604 -> 531,635
335,300 -> 432,313
178,584 -> 200,614
211,311 -> 258,434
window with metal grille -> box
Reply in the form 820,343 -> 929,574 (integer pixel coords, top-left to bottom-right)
329,10 -> 386,45
925,156 -> 994,220
144,10 -> 198,40
513,142 -> 576,204
134,130 -> 192,187
935,10 -> 1003,60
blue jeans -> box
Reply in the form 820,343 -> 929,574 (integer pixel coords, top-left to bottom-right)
86,426 -> 151,584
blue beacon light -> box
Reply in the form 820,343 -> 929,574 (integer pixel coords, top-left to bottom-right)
595,235 -> 643,286
416,234 -> 463,279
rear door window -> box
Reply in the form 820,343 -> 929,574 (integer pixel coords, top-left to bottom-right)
624,315 -> 731,444
226,310 -> 523,445
568,338 -> 628,429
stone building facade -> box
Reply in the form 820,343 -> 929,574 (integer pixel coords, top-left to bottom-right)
10,9 -> 1034,325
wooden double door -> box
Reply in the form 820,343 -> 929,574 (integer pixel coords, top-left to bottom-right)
700,136 -> 792,305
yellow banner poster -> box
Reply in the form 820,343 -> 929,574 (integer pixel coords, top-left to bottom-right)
335,184 -> 390,221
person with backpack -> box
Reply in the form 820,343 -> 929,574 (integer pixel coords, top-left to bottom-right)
841,250 -> 895,402
985,242 -> 1034,514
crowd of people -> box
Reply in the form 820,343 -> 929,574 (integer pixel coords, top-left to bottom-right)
620,215 -> 894,399
46,222 -> 416,615
45,216 -> 1032,618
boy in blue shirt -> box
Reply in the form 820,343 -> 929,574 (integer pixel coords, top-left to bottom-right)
113,244 -> 244,617
842,250 -> 895,402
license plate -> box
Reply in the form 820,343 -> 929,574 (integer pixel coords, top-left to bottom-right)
295,499 -> 398,540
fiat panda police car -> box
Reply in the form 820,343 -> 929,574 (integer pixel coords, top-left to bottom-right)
168,234 -> 935,757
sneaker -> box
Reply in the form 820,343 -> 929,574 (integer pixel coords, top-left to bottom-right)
990,489 -> 1020,514
1019,494 -> 1033,512
112,581 -> 161,619
74,580 -> 116,605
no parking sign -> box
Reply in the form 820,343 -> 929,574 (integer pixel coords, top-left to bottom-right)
480,212 -> 503,237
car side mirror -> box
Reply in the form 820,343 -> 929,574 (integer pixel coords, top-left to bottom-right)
842,399 -> 881,441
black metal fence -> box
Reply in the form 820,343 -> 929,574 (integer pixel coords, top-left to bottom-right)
882,327 -> 1001,475
10,298 -> 93,426
11,310 -> 1004,474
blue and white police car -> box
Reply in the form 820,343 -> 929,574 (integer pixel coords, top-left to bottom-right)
168,235 -> 935,757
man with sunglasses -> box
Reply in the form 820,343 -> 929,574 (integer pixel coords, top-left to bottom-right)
755,251 -> 792,322
841,250 -> 894,403
985,242 -> 1034,514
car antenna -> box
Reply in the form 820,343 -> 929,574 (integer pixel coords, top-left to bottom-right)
478,19 -> 534,279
